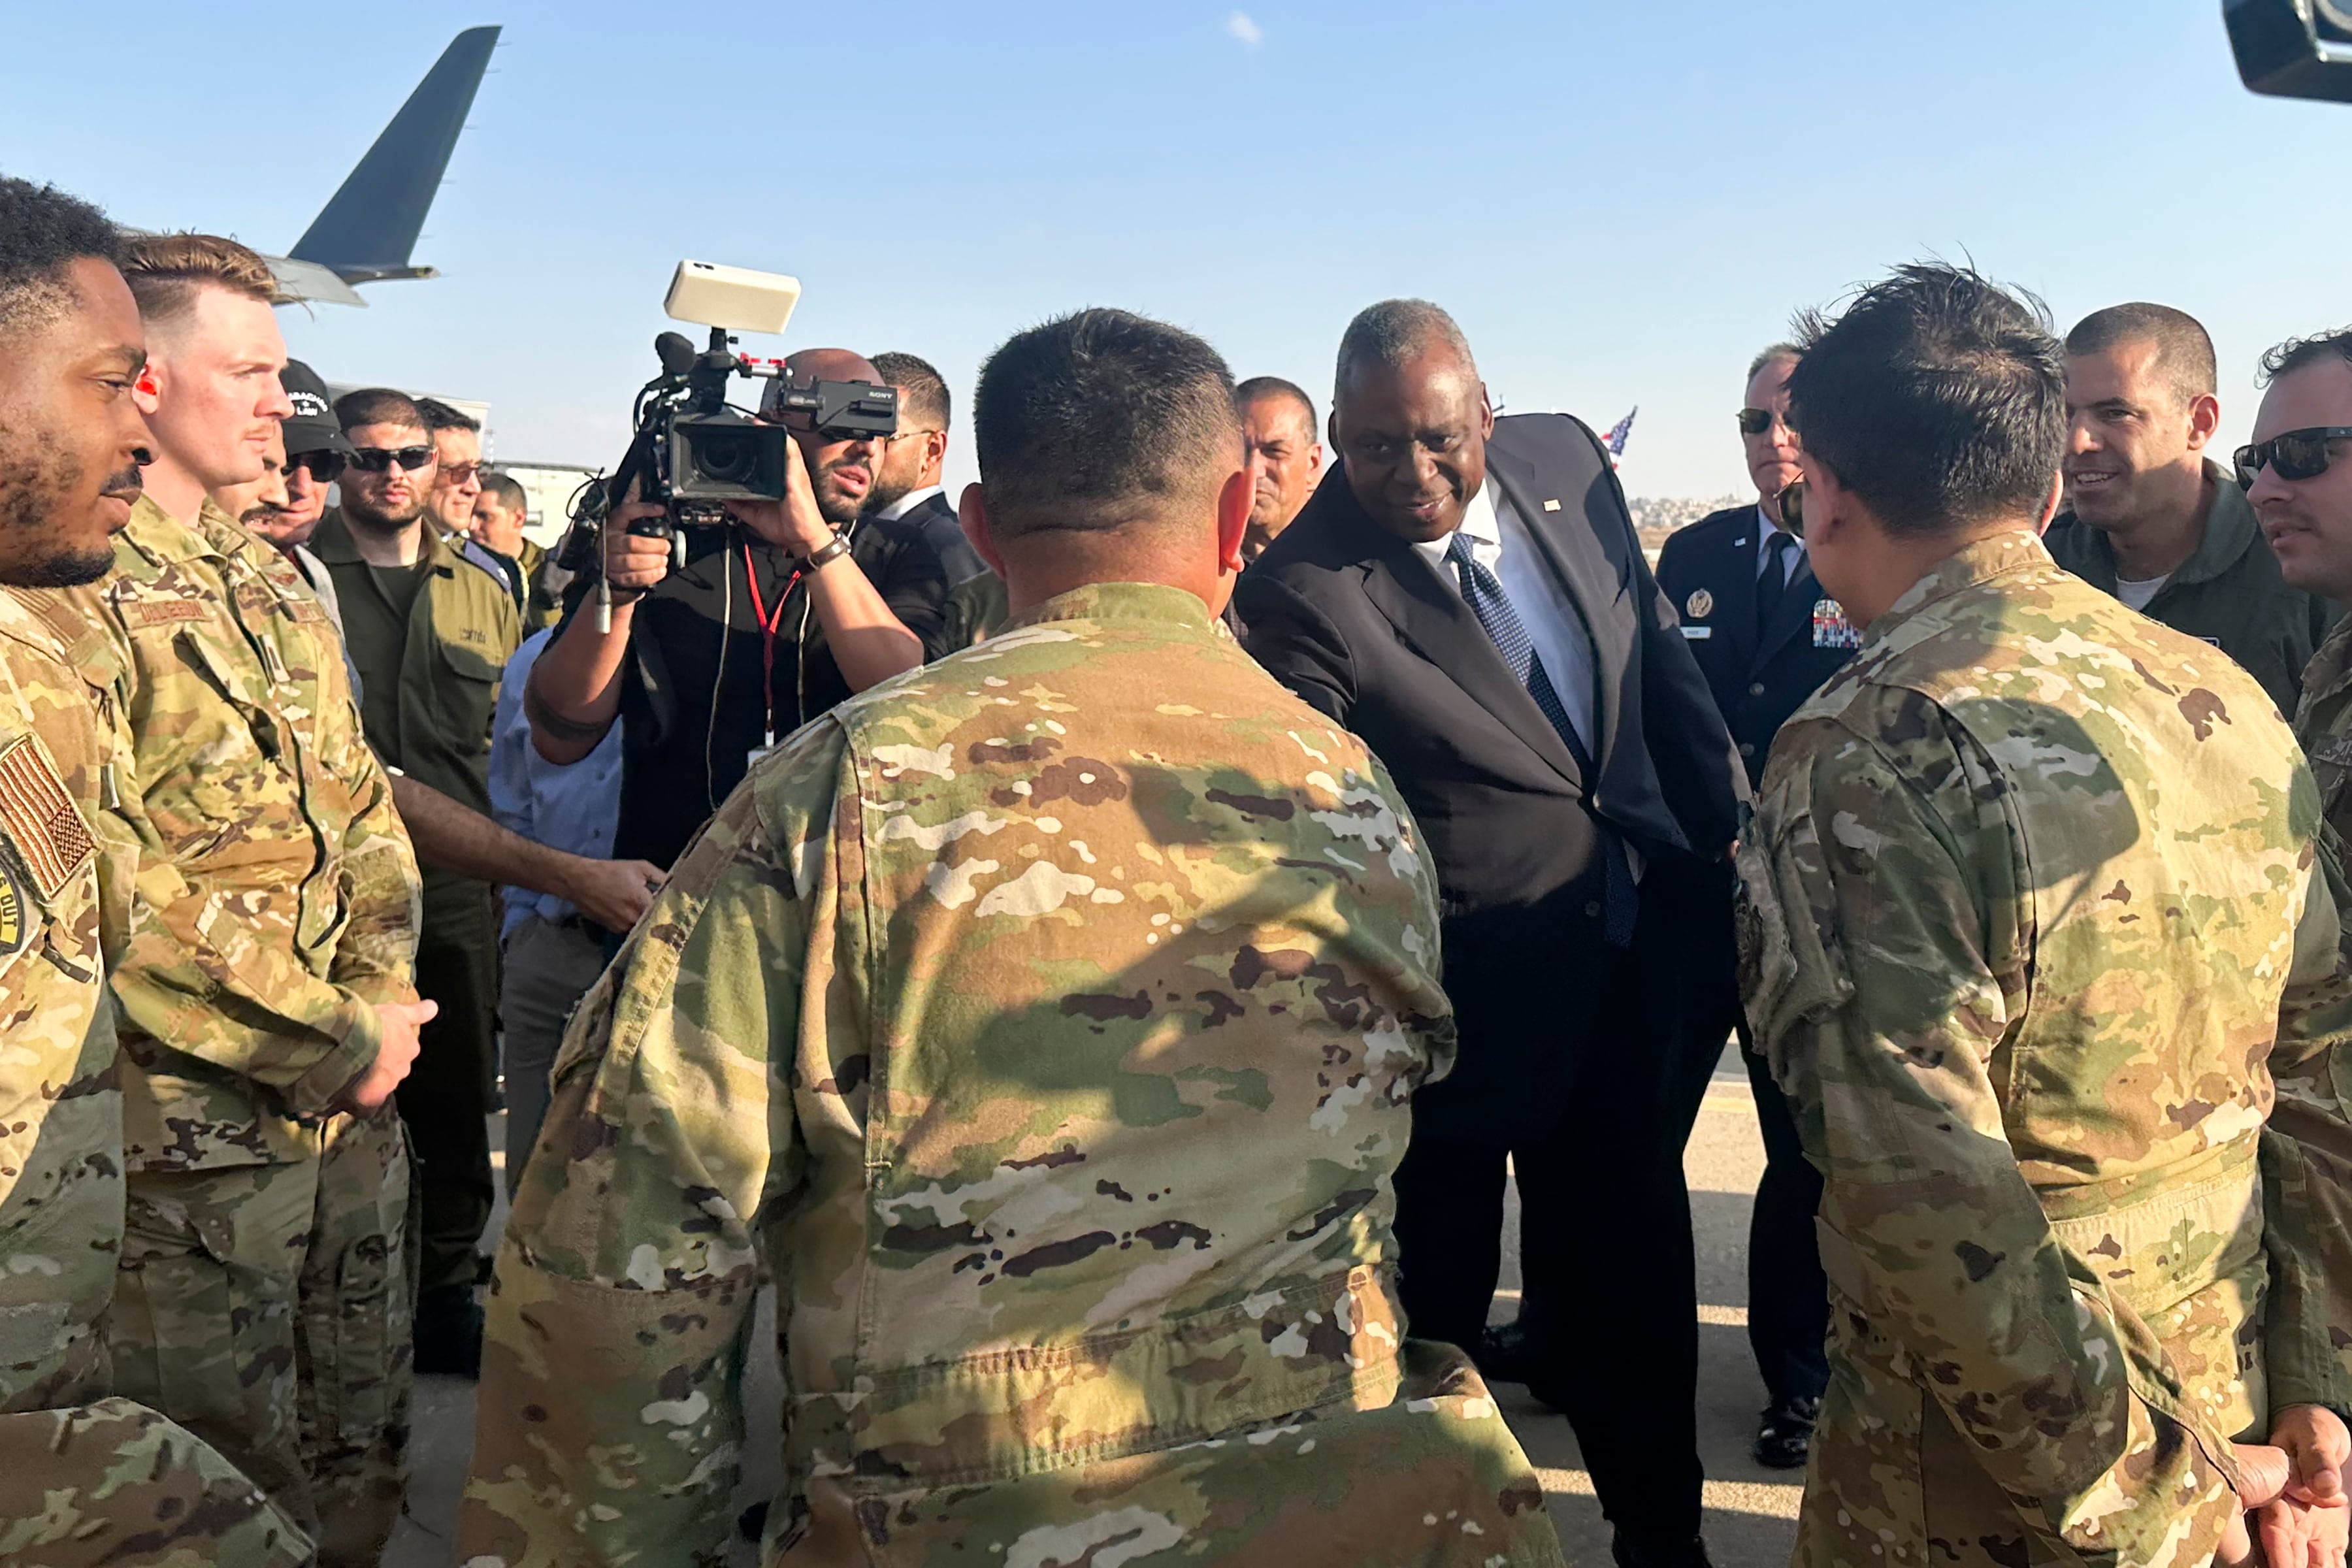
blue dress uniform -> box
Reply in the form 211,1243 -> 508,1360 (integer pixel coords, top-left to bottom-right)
1654,502 -> 1857,1441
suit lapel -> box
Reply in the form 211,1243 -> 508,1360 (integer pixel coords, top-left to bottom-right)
1355,523 -> 1585,788
1486,445 -> 1622,773
1717,517 -> 1761,662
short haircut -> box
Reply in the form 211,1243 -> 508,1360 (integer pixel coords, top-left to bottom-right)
0,177 -> 122,339
1235,374 -> 1318,434
1747,343 -> 1802,382
1786,263 -> 2065,538
2260,328 -> 2352,386
120,233 -> 279,335
480,472 -> 528,511
872,351 -> 951,431
2065,302 -> 2217,404
1334,299 -> 1477,405
414,397 -> 480,434
972,307 -> 1238,540
335,387 -> 427,434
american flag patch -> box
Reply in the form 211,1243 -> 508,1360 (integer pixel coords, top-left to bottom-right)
0,734 -> 95,899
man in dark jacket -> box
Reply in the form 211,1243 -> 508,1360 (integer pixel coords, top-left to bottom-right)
2047,303 -> 2333,717
1238,300 -> 1744,1568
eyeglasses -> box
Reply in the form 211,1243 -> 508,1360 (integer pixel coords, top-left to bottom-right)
346,445 -> 436,474
2234,427 -> 2352,486
438,461 -> 484,485
1737,407 -> 1781,436
287,450 -> 346,483
1778,480 -> 1808,538
881,429 -> 939,444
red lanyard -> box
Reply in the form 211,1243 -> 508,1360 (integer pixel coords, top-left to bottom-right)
740,540 -> 804,745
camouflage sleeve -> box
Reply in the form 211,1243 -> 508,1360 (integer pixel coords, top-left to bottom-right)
321,679 -> 421,1010
1742,728 -> 2233,1560
459,722 -> 841,1567
2261,834 -> 2352,1414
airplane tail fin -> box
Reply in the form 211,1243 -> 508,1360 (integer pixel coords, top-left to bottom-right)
288,25 -> 500,284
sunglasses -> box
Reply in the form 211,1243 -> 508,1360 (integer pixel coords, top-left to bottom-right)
2233,427 -> 2352,486
346,445 -> 436,474
438,461 -> 484,485
1737,407 -> 1781,436
1778,480 -> 1808,538
287,450 -> 346,483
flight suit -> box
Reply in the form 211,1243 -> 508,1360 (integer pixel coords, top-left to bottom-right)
1740,532 -> 2352,1568
0,584 -> 309,1567
459,582 -> 1564,1567
45,498 -> 422,1567
311,509 -> 519,1301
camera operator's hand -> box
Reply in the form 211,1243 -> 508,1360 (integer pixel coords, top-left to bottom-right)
725,433 -> 836,558
602,477 -> 676,598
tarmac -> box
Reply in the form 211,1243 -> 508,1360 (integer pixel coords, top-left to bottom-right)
386,1056 -> 1799,1567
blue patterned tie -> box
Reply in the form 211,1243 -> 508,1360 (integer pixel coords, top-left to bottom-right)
1446,532 -> 1637,947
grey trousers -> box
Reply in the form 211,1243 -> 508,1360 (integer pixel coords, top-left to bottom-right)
497,913 -> 609,1198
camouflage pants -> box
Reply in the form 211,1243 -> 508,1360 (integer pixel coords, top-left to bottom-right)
108,1107 -> 414,1568
0,1397 -> 313,1566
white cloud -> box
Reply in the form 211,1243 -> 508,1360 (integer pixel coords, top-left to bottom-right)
1226,10 -> 1263,46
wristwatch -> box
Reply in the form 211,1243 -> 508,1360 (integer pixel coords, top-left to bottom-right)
799,531 -> 853,572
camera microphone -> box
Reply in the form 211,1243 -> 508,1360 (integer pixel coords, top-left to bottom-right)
655,331 -> 698,380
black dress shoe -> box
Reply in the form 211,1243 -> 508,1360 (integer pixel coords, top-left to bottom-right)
1611,1529 -> 1715,1568
414,1284 -> 485,1379
1753,1394 -> 1822,1470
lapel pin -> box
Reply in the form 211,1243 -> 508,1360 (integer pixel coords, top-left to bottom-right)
1541,498 -> 1561,512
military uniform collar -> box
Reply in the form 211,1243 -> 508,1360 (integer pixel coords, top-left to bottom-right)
120,493 -> 238,566
310,506 -> 461,575
2166,460 -> 2258,589
1004,581 -> 1215,633
1876,529 -> 2054,634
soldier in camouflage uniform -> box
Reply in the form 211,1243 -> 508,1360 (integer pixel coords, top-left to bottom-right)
1739,266 -> 2352,1568
0,178 -> 308,1565
462,309 -> 1561,1567
2249,327 -> 2352,1412
40,235 -> 428,1567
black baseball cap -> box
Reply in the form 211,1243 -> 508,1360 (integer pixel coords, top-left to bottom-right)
282,359 -> 353,459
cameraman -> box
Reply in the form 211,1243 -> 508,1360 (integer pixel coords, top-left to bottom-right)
527,348 -> 949,870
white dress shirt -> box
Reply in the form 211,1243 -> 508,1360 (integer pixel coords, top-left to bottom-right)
1754,503 -> 1806,583
873,483 -> 944,524
1413,480 -> 1599,750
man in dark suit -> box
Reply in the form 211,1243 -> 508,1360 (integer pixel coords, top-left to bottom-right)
871,350 -> 987,585
1239,301 -> 1745,1568
1654,345 -> 1852,1473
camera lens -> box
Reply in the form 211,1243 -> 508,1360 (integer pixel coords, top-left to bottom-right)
693,427 -> 761,485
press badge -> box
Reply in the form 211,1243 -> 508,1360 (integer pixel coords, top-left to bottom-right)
1812,599 -> 1861,649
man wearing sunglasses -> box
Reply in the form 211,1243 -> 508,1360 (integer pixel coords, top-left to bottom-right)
869,350 -> 985,584
1652,343 -> 1850,1474
2249,327 -> 2352,1416
2045,304 -> 2332,719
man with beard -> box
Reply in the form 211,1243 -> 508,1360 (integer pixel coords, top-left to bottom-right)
306,385 -> 522,1376
868,351 -> 983,584
528,347 -> 949,871
2046,304 -> 2331,717
0,176 -> 312,1567
1236,375 -> 1324,561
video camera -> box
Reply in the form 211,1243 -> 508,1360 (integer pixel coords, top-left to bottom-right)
561,261 -> 900,629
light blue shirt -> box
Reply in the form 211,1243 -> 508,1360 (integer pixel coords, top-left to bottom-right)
491,627 -> 623,936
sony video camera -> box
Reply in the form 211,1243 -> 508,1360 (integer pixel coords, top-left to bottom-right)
561,261 -> 899,625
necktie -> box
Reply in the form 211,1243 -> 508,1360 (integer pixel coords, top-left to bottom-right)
1446,531 -> 1637,948
1757,531 -> 1798,625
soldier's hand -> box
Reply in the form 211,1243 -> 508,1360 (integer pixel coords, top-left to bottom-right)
561,855 -> 668,933
603,479 -> 674,596
725,434 -> 834,558
2265,1407 -> 2352,1568
345,999 -> 438,1112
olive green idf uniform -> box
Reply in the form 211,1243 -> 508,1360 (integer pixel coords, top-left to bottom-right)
45,497 -> 421,1567
460,583 -> 1563,1567
312,509 -> 519,1301
0,585 -> 309,1567
1740,532 -> 2352,1568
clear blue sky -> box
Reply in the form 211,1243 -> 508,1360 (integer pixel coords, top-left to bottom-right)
6,1 -> 2343,500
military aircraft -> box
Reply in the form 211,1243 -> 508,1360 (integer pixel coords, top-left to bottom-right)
257,25 -> 500,306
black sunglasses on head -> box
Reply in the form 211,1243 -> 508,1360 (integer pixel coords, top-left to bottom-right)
287,450 -> 346,483
2234,427 -> 2352,486
346,445 -> 436,474
1737,407 -> 1779,436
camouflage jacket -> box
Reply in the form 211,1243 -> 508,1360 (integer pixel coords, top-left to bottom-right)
1740,532 -> 2352,1563
42,498 -> 420,1170
0,588 -> 133,1413
461,582 -> 1563,1568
